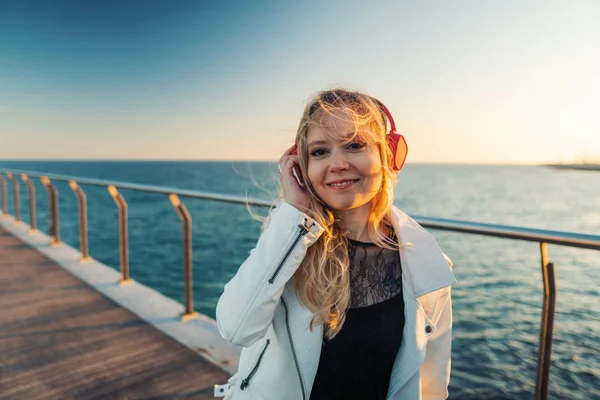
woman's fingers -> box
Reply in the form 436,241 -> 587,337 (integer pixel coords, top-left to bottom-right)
279,154 -> 309,213
278,155 -> 290,175
279,155 -> 299,185
279,145 -> 297,163
278,144 -> 299,173
283,154 -> 297,173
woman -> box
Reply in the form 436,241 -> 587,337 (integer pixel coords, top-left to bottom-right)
215,89 -> 456,399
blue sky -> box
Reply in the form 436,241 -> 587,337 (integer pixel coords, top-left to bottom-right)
1,0 -> 599,163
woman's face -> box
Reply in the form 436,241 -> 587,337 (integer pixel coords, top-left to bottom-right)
306,111 -> 383,212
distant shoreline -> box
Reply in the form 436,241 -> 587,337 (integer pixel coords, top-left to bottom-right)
544,163 -> 600,171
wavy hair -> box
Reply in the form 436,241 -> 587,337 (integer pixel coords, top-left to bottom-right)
293,89 -> 399,339
254,88 -> 400,339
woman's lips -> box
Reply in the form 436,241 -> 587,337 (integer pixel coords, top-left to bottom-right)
327,179 -> 359,190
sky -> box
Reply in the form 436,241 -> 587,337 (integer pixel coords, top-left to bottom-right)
1,0 -> 599,164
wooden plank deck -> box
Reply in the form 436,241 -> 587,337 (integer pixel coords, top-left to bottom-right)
0,226 -> 229,400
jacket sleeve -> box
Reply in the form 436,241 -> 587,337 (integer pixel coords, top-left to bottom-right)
215,202 -> 325,347
421,286 -> 453,400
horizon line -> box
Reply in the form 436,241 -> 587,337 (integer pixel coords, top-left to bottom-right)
0,158 -> 565,166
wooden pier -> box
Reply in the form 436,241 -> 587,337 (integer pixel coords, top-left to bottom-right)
0,226 -> 229,399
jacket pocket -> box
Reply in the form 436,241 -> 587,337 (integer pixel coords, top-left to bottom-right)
240,339 -> 271,391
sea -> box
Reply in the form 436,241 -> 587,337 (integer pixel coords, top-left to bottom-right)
0,160 -> 598,400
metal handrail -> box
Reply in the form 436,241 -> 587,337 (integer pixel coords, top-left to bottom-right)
415,215 -> 600,250
1,168 -> 599,400
1,169 -> 272,207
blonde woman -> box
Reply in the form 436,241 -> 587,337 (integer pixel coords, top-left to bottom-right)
215,89 -> 456,399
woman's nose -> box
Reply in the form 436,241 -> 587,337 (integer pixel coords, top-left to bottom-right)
328,149 -> 349,172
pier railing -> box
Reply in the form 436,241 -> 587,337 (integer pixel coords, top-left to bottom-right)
1,168 -> 599,400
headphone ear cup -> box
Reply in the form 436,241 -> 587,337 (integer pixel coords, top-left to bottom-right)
387,132 -> 408,172
290,143 -> 298,155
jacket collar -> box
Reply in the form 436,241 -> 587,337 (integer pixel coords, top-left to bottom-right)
390,206 -> 456,298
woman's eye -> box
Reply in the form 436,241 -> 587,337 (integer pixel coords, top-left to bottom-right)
347,141 -> 367,150
310,149 -> 327,157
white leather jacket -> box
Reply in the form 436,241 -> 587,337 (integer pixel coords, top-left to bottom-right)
215,202 -> 456,399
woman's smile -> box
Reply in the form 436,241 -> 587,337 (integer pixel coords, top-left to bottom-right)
327,178 -> 360,190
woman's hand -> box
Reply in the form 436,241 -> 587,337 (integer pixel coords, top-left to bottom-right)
278,145 -> 310,214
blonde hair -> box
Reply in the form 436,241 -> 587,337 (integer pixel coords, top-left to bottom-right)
257,89 -> 400,339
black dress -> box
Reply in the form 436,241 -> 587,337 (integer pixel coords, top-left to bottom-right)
310,234 -> 405,400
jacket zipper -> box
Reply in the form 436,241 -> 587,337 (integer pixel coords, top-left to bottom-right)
268,222 -> 312,284
281,296 -> 306,400
240,339 -> 271,390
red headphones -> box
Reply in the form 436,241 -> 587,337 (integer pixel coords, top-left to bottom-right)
290,97 -> 408,172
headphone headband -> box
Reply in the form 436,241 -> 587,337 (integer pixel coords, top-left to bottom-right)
295,92 -> 408,172
371,97 -> 397,133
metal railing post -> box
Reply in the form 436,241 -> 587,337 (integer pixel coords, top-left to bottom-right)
535,243 -> 556,400
40,177 -> 61,246
69,180 -> 90,263
169,194 -> 199,321
0,173 -> 7,217
108,185 -> 132,285
6,172 -> 21,223
20,174 -> 37,233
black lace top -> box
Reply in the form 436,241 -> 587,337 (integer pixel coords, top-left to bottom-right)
310,233 -> 405,400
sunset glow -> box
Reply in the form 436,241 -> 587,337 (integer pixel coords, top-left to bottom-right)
1,1 -> 599,164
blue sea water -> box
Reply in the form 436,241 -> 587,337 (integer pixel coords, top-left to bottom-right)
1,160 -> 598,399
